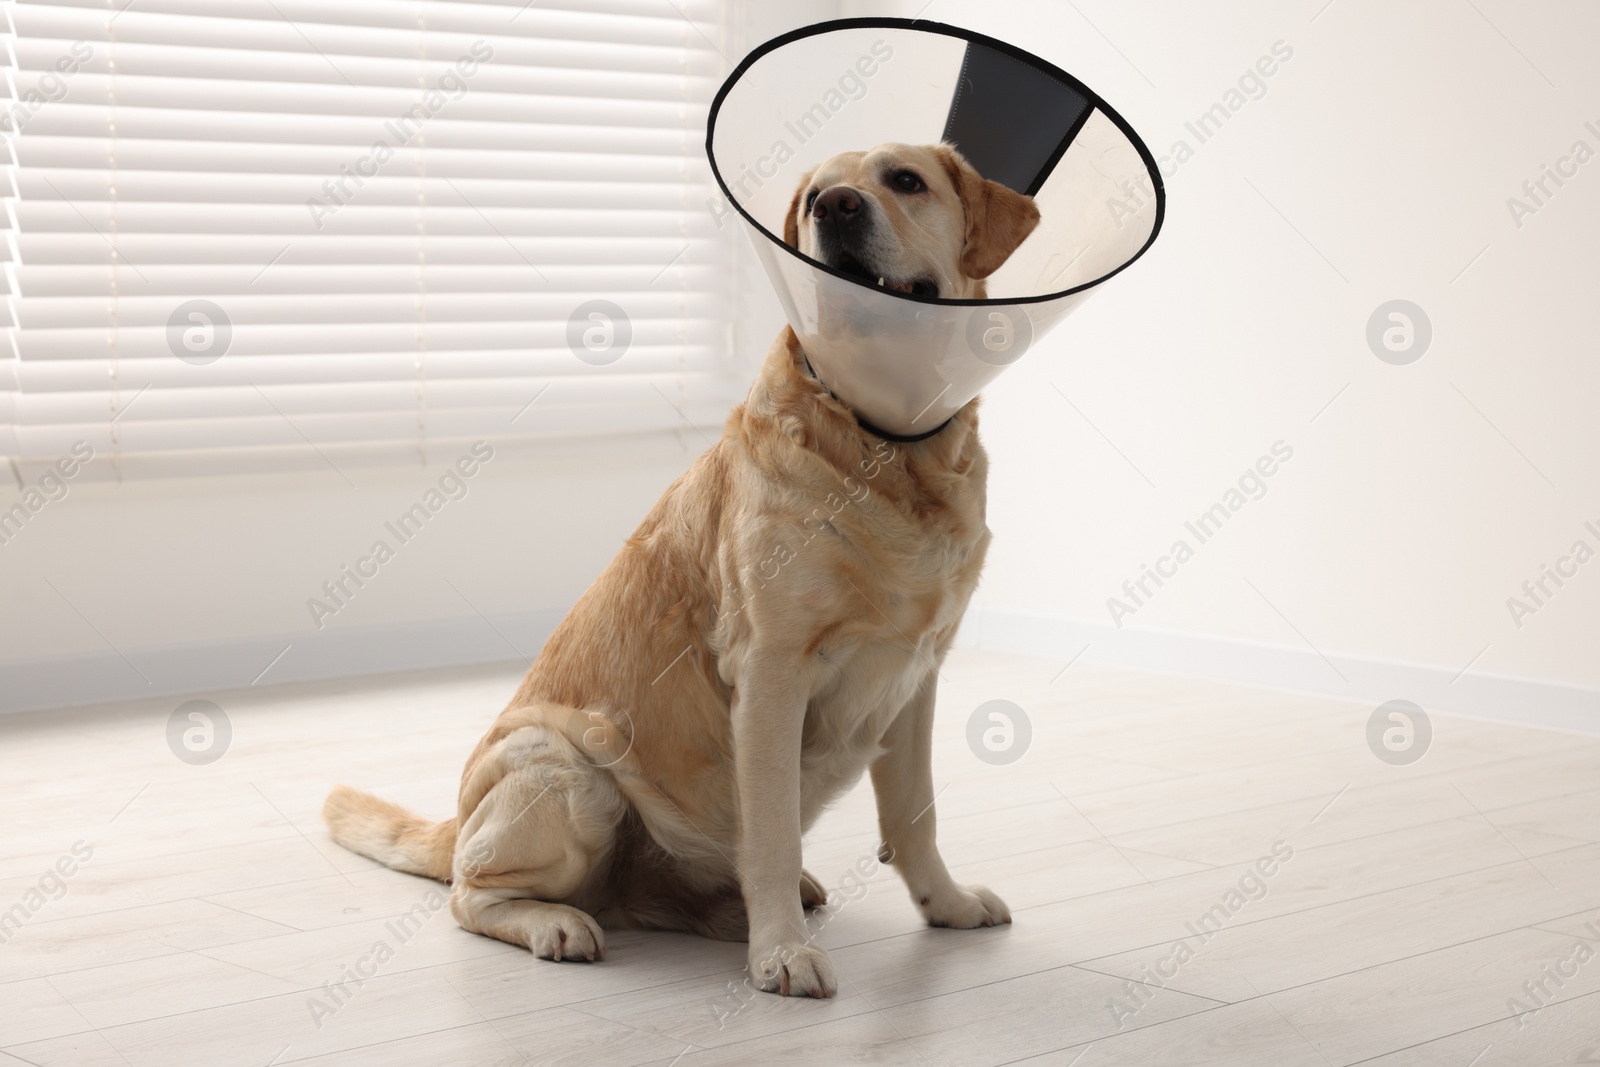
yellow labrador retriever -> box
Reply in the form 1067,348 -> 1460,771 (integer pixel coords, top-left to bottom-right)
324,143 -> 1039,998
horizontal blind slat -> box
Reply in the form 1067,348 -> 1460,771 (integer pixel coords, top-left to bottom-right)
12,264 -> 733,296
15,349 -> 737,387
16,290 -> 731,328
19,171 -> 722,208
16,2 -> 724,52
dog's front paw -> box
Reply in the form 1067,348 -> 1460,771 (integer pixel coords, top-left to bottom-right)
921,884 -> 1012,929
750,939 -> 837,998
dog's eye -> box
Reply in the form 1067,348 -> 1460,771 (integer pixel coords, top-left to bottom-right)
891,170 -> 925,193
804,188 -> 819,214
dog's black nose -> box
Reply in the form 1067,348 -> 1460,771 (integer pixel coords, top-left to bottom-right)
812,186 -> 862,223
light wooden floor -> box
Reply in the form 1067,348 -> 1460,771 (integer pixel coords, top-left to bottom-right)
2,649 -> 1598,1066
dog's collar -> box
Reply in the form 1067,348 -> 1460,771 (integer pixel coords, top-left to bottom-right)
799,352 -> 954,444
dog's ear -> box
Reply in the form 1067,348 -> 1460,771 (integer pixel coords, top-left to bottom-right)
938,147 -> 1041,280
783,168 -> 816,249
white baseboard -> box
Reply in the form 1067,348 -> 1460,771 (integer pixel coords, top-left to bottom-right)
0,611 -> 563,716
955,606 -> 1600,736
9,603 -> 1598,736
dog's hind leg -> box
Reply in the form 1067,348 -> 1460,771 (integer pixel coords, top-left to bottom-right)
799,868 -> 828,909
449,722 -> 626,961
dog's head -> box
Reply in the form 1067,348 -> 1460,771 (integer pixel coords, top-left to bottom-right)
783,143 -> 1040,301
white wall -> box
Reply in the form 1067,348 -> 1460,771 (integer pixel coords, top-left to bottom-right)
5,0 -> 1597,728
872,0 -> 1599,725
0,438 -> 709,710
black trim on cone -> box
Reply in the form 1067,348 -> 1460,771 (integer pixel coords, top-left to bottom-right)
705,16 -> 1167,309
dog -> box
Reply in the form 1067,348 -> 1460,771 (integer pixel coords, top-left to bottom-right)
323,142 -> 1041,998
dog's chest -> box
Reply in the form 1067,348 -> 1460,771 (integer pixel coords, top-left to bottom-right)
795,493 -> 987,810
794,600 -> 958,823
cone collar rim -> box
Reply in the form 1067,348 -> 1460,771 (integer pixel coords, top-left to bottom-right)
705,16 -> 1167,308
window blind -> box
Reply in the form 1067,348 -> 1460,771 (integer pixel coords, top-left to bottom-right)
0,0 -> 737,480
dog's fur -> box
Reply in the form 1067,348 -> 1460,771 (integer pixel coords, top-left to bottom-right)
323,143 -> 1040,998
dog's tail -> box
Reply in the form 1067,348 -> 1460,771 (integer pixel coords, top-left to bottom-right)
322,784 -> 457,883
